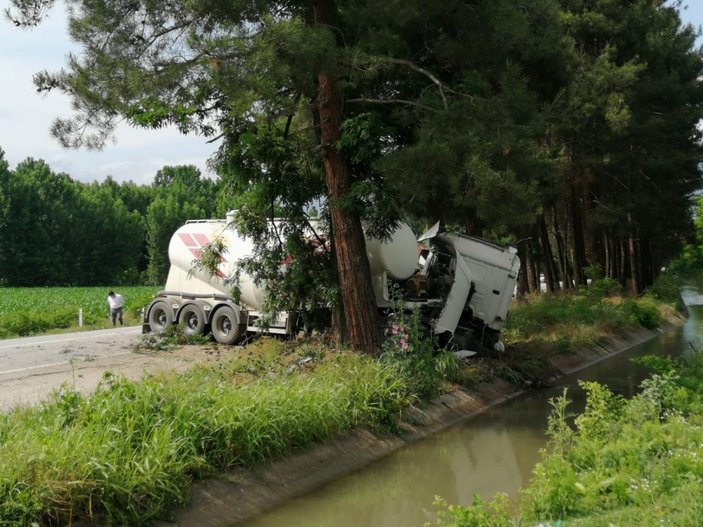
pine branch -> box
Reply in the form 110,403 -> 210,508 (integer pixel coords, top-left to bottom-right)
345,97 -> 439,113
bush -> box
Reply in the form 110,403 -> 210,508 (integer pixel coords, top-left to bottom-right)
505,294 -> 618,339
521,372 -> 703,527
586,277 -> 622,298
622,297 -> 661,330
431,494 -> 513,527
646,272 -> 683,305
381,307 -> 458,399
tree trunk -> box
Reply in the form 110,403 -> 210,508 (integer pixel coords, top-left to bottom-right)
602,234 -> 613,277
516,239 -> 529,299
626,213 -> 640,294
569,192 -> 586,287
538,213 -> 557,293
525,240 -> 539,294
603,234 -> 612,279
314,0 -> 381,354
628,242 -> 639,294
553,207 -> 572,290
619,239 -> 627,288
641,239 -> 653,289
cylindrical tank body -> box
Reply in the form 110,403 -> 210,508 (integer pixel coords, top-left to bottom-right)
166,218 -> 419,311
365,223 -> 418,280
166,220 -> 263,310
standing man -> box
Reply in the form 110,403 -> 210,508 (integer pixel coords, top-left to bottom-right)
107,291 -> 125,326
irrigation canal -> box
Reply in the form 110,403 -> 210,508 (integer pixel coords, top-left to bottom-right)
233,289 -> 703,527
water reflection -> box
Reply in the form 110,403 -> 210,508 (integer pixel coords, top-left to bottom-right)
235,303 -> 702,527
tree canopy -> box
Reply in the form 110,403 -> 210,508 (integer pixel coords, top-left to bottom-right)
0,154 -> 146,286
5,0 -> 703,350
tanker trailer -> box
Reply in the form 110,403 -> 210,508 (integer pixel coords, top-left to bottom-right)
143,215 -> 419,344
144,215 -> 519,350
143,214 -> 282,344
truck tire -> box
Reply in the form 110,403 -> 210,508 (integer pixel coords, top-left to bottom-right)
179,303 -> 206,336
211,305 -> 243,345
148,300 -> 173,334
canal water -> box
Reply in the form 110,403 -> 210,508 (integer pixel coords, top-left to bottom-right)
236,291 -> 703,527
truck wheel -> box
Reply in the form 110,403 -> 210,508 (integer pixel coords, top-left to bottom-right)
211,305 -> 243,345
148,301 -> 173,334
179,304 -> 206,336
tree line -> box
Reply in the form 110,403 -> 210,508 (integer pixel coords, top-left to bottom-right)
6,0 -> 703,352
0,157 -> 221,287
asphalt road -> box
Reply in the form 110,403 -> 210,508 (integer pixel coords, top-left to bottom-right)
0,326 -> 141,376
0,326 -> 146,409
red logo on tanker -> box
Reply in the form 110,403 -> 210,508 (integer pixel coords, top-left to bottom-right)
178,233 -> 228,278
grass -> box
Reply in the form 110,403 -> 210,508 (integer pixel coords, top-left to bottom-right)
0,279 -> 684,525
503,281 -> 669,357
432,370 -> 703,527
430,327 -> 703,527
519,371 -> 703,527
0,286 -> 160,337
451,280 -> 676,389
0,338 -> 412,525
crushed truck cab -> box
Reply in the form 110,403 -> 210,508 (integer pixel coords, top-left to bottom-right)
369,222 -> 520,351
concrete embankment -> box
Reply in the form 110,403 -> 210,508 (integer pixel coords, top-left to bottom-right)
155,315 -> 685,527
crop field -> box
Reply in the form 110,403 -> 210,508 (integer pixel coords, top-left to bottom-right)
0,286 -> 161,338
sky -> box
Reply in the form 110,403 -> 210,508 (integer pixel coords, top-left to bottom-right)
0,2 -> 217,185
0,1 -> 702,186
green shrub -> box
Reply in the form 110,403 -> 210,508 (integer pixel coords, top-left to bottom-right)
522,369 -> 703,527
622,297 -> 661,329
586,277 -> 622,298
583,263 -> 604,280
381,307 -> 453,399
0,308 -> 77,336
646,272 -> 682,304
431,494 -> 513,527
505,290 -> 664,352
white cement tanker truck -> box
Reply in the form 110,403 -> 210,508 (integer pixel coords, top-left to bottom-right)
143,213 -> 520,351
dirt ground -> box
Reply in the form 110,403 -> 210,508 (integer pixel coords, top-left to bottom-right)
0,331 -> 227,410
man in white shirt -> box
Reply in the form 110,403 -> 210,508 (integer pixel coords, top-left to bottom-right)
107,291 -> 125,326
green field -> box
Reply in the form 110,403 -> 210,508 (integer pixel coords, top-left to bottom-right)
0,286 -> 161,338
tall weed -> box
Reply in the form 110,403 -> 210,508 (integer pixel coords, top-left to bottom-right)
0,308 -> 76,336
522,370 -> 703,526
432,354 -> 703,527
381,307 -> 458,399
621,297 -> 662,329
0,348 -> 410,525
504,289 -> 666,356
431,494 -> 514,527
